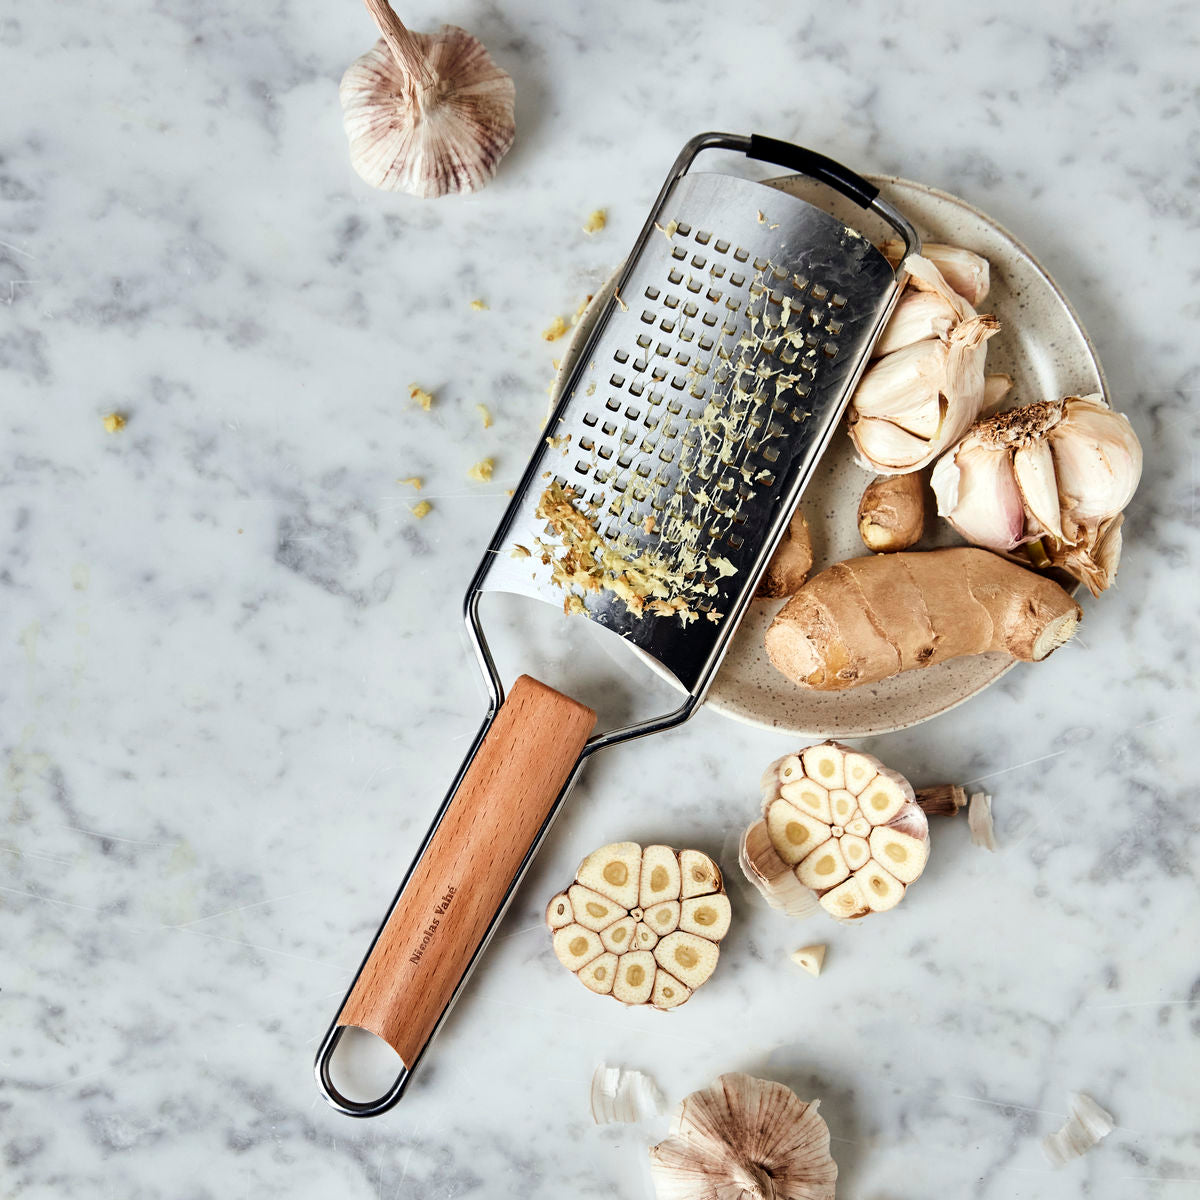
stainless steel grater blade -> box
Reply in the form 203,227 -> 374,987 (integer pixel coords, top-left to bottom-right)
316,133 -> 919,1118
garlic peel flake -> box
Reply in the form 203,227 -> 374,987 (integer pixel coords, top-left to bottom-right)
590,1063 -> 665,1125
1042,1092 -> 1115,1167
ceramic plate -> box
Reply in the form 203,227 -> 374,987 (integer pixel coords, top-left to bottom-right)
553,176 -> 1106,736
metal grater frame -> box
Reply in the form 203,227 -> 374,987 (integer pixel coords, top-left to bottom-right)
470,133 -> 919,730
315,133 -> 919,1117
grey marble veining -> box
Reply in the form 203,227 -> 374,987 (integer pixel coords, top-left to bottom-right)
2,0 -> 1198,1196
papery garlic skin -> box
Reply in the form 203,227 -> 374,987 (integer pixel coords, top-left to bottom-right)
931,394 -> 1142,595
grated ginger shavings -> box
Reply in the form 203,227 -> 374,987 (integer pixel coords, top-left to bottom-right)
467,458 -> 494,482
410,500 -> 432,519
397,476 -> 423,490
582,210 -> 607,234
476,403 -> 493,429
102,412 -> 127,433
469,298 -> 489,311
408,384 -> 434,410
542,315 -> 568,342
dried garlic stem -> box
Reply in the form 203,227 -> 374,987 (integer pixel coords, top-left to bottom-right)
914,784 -> 967,817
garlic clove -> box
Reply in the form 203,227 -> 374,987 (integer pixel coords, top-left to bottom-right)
819,876 -> 870,920
640,844 -> 683,908
612,950 -> 656,1005
679,894 -> 732,940
845,815 -> 871,837
931,435 -> 1027,551
983,372 -> 1014,412
779,776 -> 832,823
678,849 -> 721,899
843,753 -> 877,796
791,944 -> 827,976
883,239 -> 991,306
872,289 -> 958,357
577,842 -> 642,909
1013,438 -> 1065,541
763,753 -> 804,801
859,772 -> 912,825
553,924 -> 604,971
568,883 -> 626,932
854,861 -> 906,911
1047,396 -> 1142,523
579,952 -> 618,995
653,931 -> 719,990
828,788 -> 858,826
545,892 -> 574,929
340,2 -> 516,197
650,970 -> 691,1010
600,916 -> 637,954
643,900 -> 681,936
868,825 -> 928,884
796,838 -> 851,891
767,799 -> 832,865
634,921 -> 660,950
800,744 -> 846,791
840,835 -> 871,871
649,1074 -> 838,1200
850,415 -> 934,471
848,340 -> 945,437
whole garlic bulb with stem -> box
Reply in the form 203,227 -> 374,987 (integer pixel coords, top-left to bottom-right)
340,0 -> 515,197
848,253 -> 1000,474
930,393 -> 1142,595
649,1073 -> 837,1200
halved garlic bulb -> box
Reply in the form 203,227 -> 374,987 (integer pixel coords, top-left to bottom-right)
742,742 -> 931,921
547,842 -> 729,1009
340,0 -> 515,197
931,393 -> 1142,595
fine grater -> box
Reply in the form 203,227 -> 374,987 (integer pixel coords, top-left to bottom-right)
316,132 -> 919,1116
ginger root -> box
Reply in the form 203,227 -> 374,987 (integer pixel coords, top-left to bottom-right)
765,547 -> 1081,691
756,510 -> 813,599
858,473 -> 927,552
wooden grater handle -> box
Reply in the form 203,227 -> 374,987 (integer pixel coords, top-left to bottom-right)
336,675 -> 596,1069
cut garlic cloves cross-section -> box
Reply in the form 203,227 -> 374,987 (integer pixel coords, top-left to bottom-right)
742,741 -> 931,921
547,842 -> 729,1009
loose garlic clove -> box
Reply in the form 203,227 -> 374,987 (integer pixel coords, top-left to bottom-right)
882,238 -> 991,306
872,289 -> 959,357
791,944 -> 827,976
650,1073 -> 838,1200
747,742 -> 933,923
547,843 -> 728,1009
340,0 -> 516,197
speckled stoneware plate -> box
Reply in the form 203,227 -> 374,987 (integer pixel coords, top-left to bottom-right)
553,175 -> 1107,736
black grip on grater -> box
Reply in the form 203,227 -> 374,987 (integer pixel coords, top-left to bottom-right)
746,135 -> 880,209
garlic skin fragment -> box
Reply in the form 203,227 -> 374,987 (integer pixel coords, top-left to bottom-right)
1042,1092 -> 1115,1167
649,1073 -> 837,1200
590,1063 -> 665,1125
931,394 -> 1143,595
967,791 -> 996,850
547,842 -> 729,1010
340,0 -> 516,197
745,743 -> 931,922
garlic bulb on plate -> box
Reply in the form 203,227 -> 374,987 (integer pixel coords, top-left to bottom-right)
649,1073 -> 837,1200
340,0 -> 515,197
930,393 -> 1142,595
848,253 -> 1000,474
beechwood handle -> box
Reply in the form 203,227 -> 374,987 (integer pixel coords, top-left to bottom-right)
336,675 -> 596,1068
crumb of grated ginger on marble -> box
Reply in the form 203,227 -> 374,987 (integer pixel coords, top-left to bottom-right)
582,209 -> 607,234
476,403 -> 493,429
102,412 -> 127,433
511,544 -> 531,559
408,384 -> 435,410
397,476 -> 423,490
543,315 -> 569,342
410,500 -> 432,518
470,298 -> 489,311
467,458 -> 495,482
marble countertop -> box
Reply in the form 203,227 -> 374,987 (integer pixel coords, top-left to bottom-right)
3,1 -> 1197,1196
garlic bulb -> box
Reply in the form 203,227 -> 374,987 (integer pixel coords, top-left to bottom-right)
930,393 -> 1142,595
649,1073 -> 837,1200
849,253 -> 1000,474
742,743 -> 930,921
340,0 -> 515,197
547,842 -> 730,1009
